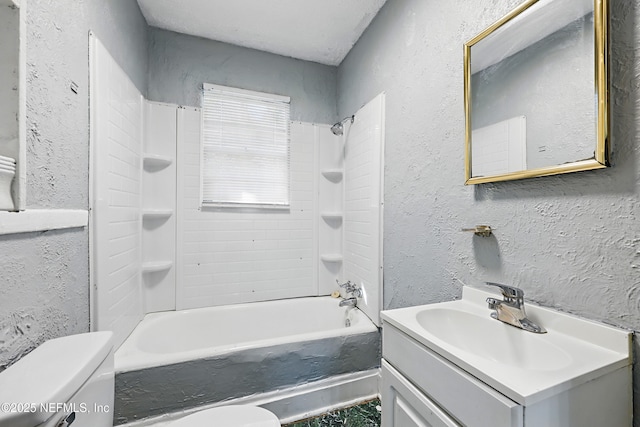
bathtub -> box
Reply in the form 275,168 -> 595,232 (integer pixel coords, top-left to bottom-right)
113,296 -> 380,424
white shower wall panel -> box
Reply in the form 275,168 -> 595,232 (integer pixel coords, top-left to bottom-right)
343,93 -> 385,326
90,36 -> 143,349
176,112 -> 318,309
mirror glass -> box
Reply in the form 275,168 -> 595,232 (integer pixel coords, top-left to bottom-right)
0,0 -> 19,160
0,0 -> 25,209
464,0 -> 609,184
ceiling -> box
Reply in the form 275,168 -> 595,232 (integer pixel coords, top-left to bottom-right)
136,0 -> 387,66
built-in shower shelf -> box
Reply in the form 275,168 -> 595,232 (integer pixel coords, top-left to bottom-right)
143,153 -> 173,169
142,209 -> 174,220
320,254 -> 343,263
142,260 -> 173,273
321,212 -> 343,221
321,169 -> 344,182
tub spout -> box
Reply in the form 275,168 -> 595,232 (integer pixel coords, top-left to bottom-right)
339,297 -> 358,308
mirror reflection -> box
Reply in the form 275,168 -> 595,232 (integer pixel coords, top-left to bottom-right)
464,0 -> 609,184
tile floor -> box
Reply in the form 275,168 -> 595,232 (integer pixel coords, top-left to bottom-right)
283,399 -> 381,427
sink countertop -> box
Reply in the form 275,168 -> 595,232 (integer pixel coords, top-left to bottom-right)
381,286 -> 631,406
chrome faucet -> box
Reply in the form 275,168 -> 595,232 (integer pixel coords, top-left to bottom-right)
336,280 -> 362,308
339,297 -> 358,308
485,282 -> 546,334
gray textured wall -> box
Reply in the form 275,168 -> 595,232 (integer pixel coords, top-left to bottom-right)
338,0 -> 640,420
147,27 -> 338,124
0,0 -> 148,371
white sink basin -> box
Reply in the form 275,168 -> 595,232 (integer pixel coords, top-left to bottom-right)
381,286 -> 631,405
415,307 -> 572,372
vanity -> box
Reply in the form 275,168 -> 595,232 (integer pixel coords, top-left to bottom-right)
380,286 -> 632,427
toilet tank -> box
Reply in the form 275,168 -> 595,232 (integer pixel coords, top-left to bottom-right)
0,331 -> 114,427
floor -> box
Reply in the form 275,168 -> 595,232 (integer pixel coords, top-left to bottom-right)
283,399 -> 381,427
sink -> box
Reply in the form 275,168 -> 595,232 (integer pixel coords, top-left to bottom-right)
381,286 -> 631,405
415,307 -> 572,371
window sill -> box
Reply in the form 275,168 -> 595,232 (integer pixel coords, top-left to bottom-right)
201,203 -> 290,212
0,209 -> 88,235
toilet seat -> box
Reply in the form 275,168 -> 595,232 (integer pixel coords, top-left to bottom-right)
170,405 -> 280,427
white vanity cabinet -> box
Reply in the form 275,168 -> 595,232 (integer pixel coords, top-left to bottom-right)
382,360 -> 459,427
382,323 -> 522,427
380,287 -> 632,427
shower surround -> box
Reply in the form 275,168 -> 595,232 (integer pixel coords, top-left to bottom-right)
91,36 -> 385,342
90,35 -> 385,423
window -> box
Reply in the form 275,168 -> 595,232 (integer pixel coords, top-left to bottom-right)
201,84 -> 290,208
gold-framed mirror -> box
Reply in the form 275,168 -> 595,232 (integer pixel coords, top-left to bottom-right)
464,0 -> 609,185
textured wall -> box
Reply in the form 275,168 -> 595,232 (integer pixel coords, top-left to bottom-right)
26,0 -> 148,209
338,0 -> 640,421
0,229 -> 90,370
0,0 -> 148,370
147,27 -> 338,124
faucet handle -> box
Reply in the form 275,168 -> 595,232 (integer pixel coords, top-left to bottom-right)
337,280 -> 354,293
337,279 -> 351,289
485,282 -> 524,300
336,280 -> 362,297
486,297 -> 500,309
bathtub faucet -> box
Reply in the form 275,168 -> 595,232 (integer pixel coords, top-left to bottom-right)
339,297 -> 358,308
336,280 -> 362,308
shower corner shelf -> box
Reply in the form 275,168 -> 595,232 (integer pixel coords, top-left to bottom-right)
142,260 -> 173,273
142,209 -> 174,219
321,212 -> 344,221
143,153 -> 173,168
320,254 -> 343,263
321,169 -> 344,182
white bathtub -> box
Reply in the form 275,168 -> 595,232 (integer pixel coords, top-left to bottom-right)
113,296 -> 380,424
115,296 -> 376,372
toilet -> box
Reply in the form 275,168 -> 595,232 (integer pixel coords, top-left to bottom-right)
0,332 -> 280,427
170,406 -> 280,427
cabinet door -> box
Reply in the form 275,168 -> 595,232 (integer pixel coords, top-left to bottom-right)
382,360 -> 460,427
383,325 -> 523,427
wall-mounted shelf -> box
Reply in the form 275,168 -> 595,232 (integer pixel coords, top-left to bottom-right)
321,212 -> 343,221
143,153 -> 173,169
0,209 -> 88,235
321,169 -> 343,182
142,260 -> 173,273
142,209 -> 174,220
320,254 -> 343,263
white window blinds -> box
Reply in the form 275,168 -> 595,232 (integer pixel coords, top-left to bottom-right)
201,83 -> 291,208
